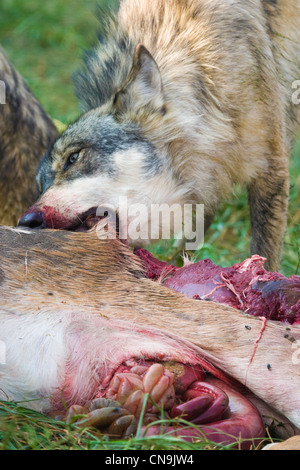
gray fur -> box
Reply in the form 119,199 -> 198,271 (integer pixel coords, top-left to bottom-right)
24,0 -> 300,271
37,113 -> 163,193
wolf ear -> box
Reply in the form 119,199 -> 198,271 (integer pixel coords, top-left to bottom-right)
113,44 -> 165,117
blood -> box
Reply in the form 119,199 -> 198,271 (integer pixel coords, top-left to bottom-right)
244,316 -> 267,386
41,205 -> 73,229
135,249 -> 300,325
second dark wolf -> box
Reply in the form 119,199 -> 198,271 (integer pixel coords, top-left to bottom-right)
0,48 -> 58,226
19,0 -> 300,271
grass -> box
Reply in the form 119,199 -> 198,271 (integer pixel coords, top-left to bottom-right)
0,401 -> 271,451
0,0 -> 118,122
0,0 -> 299,450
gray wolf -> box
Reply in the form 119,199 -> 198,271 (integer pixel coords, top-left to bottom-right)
18,0 -> 300,271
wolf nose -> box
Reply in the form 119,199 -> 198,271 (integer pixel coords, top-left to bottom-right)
17,211 -> 45,229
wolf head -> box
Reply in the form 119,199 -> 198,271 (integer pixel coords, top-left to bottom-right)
18,45 -> 191,244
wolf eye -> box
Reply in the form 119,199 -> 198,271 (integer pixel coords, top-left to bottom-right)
68,152 -> 79,165
64,151 -> 80,171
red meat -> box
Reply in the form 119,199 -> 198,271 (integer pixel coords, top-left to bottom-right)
135,249 -> 300,325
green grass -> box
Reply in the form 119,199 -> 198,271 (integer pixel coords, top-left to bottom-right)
0,401 -> 271,451
0,0 -> 299,450
0,0 -> 118,122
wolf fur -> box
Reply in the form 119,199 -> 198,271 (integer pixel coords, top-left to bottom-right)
0,47 -> 58,226
33,0 -> 300,271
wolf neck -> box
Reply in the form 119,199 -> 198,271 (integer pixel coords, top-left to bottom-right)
136,75 -> 235,213
74,2 -> 238,212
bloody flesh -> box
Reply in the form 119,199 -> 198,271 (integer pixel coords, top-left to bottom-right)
135,249 -> 300,325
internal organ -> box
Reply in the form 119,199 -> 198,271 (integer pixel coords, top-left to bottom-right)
70,360 -> 264,449
135,250 -> 300,324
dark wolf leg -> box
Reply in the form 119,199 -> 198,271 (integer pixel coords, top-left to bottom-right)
248,159 -> 289,272
0,47 -> 58,226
